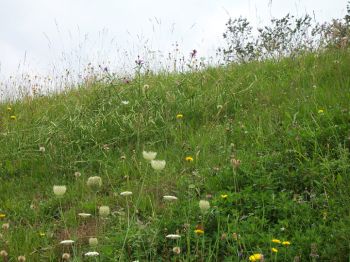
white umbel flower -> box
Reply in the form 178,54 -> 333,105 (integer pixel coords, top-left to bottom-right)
99,206 -> 110,217
78,213 -> 92,218
60,240 -> 74,245
163,195 -> 178,201
166,234 -> 181,239
142,151 -> 157,161
53,186 -> 67,196
85,251 -> 99,257
120,191 -> 133,196
199,200 -> 210,212
151,160 -> 166,171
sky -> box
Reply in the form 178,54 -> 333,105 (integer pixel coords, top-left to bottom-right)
0,0 -> 348,83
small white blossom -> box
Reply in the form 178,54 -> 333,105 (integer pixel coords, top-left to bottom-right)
78,213 -> 92,218
166,234 -> 181,239
163,195 -> 178,201
85,251 -> 99,257
60,240 -> 74,245
121,100 -> 129,105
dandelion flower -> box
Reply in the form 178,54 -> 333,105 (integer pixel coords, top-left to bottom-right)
166,234 -> 181,239
272,239 -> 281,244
194,229 -> 204,235
10,115 -> 16,120
221,194 -> 228,199
176,114 -> 183,119
199,200 -> 210,212
39,232 -> 45,237
282,241 -> 291,246
271,248 -> 278,253
143,151 -> 157,161
185,156 -> 194,162
78,213 -> 92,218
99,206 -> 110,218
85,251 -> 99,257
120,191 -> 133,196
60,240 -> 75,245
87,176 -> 102,191
53,185 -> 67,197
151,160 -> 166,171
249,253 -> 263,261
89,237 -> 98,247
74,171 -> 81,178
163,195 -> 178,201
172,246 -> 181,254
7,107 -> 11,111
0,214 -> 6,219
318,109 -> 324,114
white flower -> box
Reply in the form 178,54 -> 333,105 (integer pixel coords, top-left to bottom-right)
120,191 -> 133,196
142,151 -> 157,161
121,100 -> 129,105
99,206 -> 110,217
39,146 -> 45,152
78,213 -> 92,218
163,195 -> 178,201
199,200 -> 210,212
166,234 -> 181,239
53,186 -> 67,196
151,160 -> 166,171
87,176 -> 102,190
60,240 -> 74,245
89,237 -> 98,247
85,251 -> 99,257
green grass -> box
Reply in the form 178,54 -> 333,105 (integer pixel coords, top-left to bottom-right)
0,49 -> 350,261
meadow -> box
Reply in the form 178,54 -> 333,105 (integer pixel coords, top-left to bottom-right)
0,46 -> 349,261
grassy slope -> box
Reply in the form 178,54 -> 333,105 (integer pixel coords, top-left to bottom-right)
0,49 -> 350,261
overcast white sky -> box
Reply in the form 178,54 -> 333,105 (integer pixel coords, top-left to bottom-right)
0,0 -> 348,80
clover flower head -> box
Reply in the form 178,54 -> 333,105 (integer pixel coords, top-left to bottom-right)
199,200 -> 210,212
151,160 -> 166,171
99,206 -> 110,218
89,237 -> 98,247
87,176 -> 102,191
142,151 -> 157,161
53,185 -> 67,197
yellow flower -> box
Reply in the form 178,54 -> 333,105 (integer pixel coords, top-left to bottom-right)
249,253 -> 263,261
10,115 -> 16,120
318,109 -> 324,114
0,214 -> 5,219
176,114 -> 183,119
7,107 -> 11,111
272,239 -> 281,244
221,194 -> 228,199
282,241 -> 291,246
194,229 -> 204,235
39,232 -> 45,237
271,248 -> 278,253
185,156 -> 194,162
